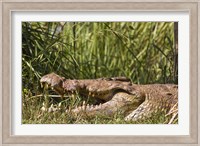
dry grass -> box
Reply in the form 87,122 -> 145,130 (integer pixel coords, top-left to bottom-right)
22,91 -> 178,124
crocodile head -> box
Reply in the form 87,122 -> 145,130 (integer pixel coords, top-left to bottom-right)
40,72 -> 65,95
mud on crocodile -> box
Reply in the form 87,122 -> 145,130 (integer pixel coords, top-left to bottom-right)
40,72 -> 178,122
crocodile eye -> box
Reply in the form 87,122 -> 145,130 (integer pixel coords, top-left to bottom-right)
166,92 -> 172,96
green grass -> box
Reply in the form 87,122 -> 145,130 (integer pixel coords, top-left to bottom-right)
22,22 -> 178,124
22,89 -> 177,124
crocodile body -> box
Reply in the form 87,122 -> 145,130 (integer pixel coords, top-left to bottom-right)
40,73 -> 178,122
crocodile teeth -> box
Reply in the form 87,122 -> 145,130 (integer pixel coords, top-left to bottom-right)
87,104 -> 90,109
71,94 -> 75,98
82,105 -> 86,110
89,105 -> 93,109
99,103 -> 102,108
44,83 -> 49,89
88,92 -> 91,96
40,83 -> 43,88
82,101 -> 86,106
58,102 -> 62,107
41,106 -> 47,112
50,104 -> 54,108
53,107 -> 58,112
48,106 -> 53,113
68,106 -> 71,112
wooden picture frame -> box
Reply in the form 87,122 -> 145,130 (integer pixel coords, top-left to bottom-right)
1,0 -> 199,145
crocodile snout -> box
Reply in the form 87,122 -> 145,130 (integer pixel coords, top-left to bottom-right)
40,72 -> 65,95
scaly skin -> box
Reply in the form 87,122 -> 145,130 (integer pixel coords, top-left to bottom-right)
40,73 -> 178,122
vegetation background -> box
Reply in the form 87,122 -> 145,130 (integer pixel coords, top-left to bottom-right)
22,22 -> 178,124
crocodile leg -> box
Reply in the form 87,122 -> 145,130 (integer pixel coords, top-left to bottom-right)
124,85 -> 178,122
124,95 -> 172,122
69,92 -> 145,118
124,100 -> 157,122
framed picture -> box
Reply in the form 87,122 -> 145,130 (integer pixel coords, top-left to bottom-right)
1,0 -> 199,145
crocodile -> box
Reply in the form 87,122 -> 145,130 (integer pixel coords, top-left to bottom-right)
40,72 -> 178,122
